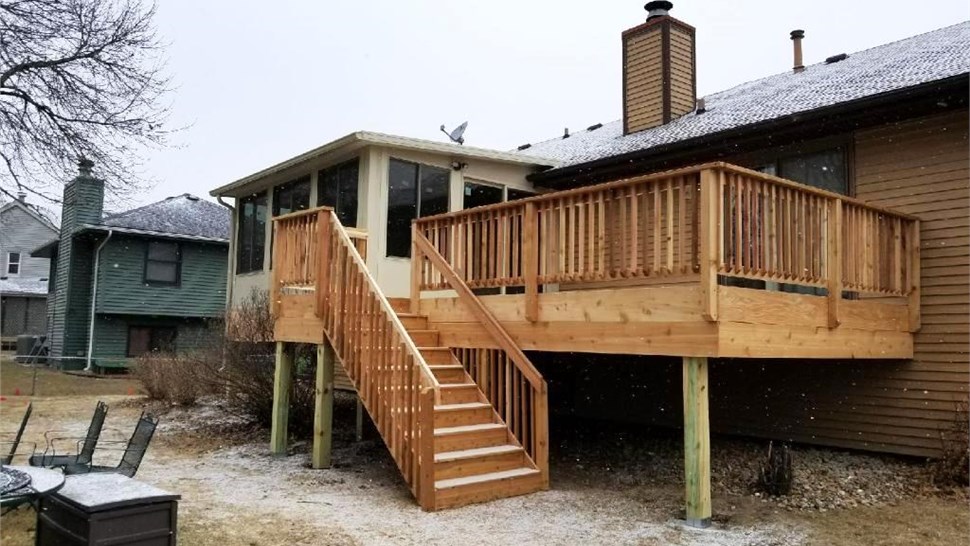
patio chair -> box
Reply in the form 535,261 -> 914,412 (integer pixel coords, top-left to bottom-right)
63,412 -> 159,478
0,403 -> 33,465
28,400 -> 108,469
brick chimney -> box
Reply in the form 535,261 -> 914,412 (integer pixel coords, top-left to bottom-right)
622,1 -> 696,134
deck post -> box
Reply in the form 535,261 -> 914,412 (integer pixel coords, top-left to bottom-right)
355,396 -> 365,442
270,341 -> 293,455
410,223 -> 421,314
826,199 -> 842,328
524,201 -> 539,322
908,220 -> 921,332
312,341 -> 336,468
682,356 -> 711,528
699,169 -> 720,321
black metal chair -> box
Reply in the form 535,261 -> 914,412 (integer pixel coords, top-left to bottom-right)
29,400 -> 108,469
63,412 -> 159,478
0,403 -> 33,465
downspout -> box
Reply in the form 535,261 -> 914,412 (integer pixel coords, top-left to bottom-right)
85,229 -> 113,372
217,196 -> 236,314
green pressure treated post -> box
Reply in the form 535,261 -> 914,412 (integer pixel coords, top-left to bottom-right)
312,342 -> 335,469
270,342 -> 293,455
683,356 -> 712,528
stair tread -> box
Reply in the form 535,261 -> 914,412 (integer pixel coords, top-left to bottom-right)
418,347 -> 452,351
435,423 -> 506,435
427,364 -> 463,370
439,383 -> 477,389
435,445 -> 522,463
435,467 -> 540,490
435,402 -> 491,411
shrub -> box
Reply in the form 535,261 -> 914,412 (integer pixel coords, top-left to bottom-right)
932,402 -> 969,487
132,351 -> 204,405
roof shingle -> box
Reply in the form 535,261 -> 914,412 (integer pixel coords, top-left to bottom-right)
101,194 -> 229,241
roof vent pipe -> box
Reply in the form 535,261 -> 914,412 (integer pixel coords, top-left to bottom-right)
645,1 -> 673,21
790,29 -> 805,73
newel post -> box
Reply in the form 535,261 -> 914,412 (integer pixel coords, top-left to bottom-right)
698,169 -> 720,321
270,219 -> 283,317
316,211 -> 331,317
908,220 -> 921,332
826,199 -> 842,328
524,201 -> 539,322
410,223 -> 422,314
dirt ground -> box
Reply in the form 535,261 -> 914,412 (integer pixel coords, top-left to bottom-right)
0,368 -> 967,545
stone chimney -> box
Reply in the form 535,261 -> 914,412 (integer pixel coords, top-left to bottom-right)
622,1 -> 696,134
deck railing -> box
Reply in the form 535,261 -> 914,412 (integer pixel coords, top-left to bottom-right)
412,229 -> 549,484
415,162 -> 920,328
272,207 -> 439,508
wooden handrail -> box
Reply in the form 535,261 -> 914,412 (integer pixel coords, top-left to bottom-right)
413,231 -> 545,390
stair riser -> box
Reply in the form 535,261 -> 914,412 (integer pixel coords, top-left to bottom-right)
439,386 -> 481,404
430,368 -> 468,384
420,350 -> 456,365
410,331 -> 441,346
399,316 -> 429,330
435,451 -> 527,480
435,429 -> 509,453
435,472 -> 545,510
434,407 -> 494,428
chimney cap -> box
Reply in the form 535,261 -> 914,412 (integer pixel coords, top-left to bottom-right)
78,157 -> 94,177
790,29 -> 805,40
16,191 -> 26,203
645,1 -> 673,20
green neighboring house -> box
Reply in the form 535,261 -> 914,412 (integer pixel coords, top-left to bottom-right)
35,160 -> 230,371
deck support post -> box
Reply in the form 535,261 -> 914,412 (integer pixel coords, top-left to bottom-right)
682,356 -> 711,528
312,341 -> 336,468
270,341 -> 294,455
355,396 -> 365,442
699,169 -> 720,321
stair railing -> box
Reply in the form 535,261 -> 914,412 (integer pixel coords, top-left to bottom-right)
412,226 -> 549,486
282,207 -> 440,509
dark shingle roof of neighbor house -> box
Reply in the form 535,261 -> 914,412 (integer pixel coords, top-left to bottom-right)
100,194 -> 230,241
520,21 -> 970,168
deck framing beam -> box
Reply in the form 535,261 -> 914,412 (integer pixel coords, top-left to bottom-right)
270,341 -> 294,455
682,356 -> 712,528
312,341 -> 336,468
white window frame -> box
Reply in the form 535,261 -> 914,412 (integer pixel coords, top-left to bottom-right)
6,251 -> 21,276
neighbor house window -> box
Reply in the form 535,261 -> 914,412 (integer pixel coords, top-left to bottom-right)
237,191 -> 267,274
127,326 -> 177,357
272,175 -> 311,216
6,252 -> 20,275
318,159 -> 359,227
386,159 -> 449,257
756,147 -> 847,194
144,241 -> 180,285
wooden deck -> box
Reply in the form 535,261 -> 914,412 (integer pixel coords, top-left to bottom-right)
266,162 -> 920,521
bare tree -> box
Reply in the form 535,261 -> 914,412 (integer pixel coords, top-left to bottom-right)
0,0 -> 170,206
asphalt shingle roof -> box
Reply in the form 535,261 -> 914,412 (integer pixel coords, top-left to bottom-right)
521,21 -> 970,168
102,194 -> 230,240
0,277 -> 48,297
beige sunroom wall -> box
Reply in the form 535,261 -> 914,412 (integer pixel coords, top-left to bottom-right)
366,145 -> 541,298
227,144 -> 541,306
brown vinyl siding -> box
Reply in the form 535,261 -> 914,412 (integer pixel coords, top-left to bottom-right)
624,29 -> 664,132
668,26 -> 695,117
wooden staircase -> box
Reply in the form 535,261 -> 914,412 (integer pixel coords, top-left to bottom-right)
271,208 -> 548,511
396,308 -> 544,508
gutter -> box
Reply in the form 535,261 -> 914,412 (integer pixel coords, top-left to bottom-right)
529,74 -> 970,187
86,229 -> 113,372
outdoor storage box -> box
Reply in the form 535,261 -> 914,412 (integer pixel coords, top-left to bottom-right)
37,473 -> 179,545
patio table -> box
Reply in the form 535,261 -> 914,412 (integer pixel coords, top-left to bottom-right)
0,465 -> 65,508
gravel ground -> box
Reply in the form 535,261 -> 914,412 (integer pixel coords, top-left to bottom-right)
2,394 -> 967,546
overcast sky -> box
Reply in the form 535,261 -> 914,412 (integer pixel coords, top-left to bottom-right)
131,0 -> 969,210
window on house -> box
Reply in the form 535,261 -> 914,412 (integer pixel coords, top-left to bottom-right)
507,188 -> 537,201
318,159 -> 360,227
272,176 -> 311,216
755,147 -> 847,194
6,252 -> 20,276
144,241 -> 180,285
237,191 -> 267,274
127,326 -> 177,357
386,159 -> 449,257
463,181 -> 503,209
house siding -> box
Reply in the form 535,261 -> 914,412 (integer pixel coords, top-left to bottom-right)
96,235 -> 227,317
0,204 -> 56,278
0,295 -> 47,336
92,314 -> 213,364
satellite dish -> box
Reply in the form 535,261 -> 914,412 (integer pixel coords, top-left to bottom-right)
440,121 -> 468,145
